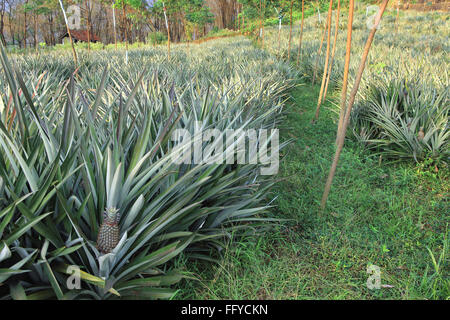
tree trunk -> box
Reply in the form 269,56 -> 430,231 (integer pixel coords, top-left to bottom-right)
123,4 -> 128,50
0,1 -> 6,46
33,13 -> 37,51
112,3 -> 117,49
23,1 -> 28,49
86,1 -> 91,52
49,14 -> 55,46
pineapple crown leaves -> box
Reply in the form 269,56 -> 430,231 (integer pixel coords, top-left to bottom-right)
104,207 -> 121,224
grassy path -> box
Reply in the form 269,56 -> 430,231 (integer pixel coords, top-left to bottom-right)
178,81 -> 449,300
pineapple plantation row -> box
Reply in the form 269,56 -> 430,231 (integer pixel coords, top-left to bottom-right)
264,9 -> 449,164
0,38 -> 297,299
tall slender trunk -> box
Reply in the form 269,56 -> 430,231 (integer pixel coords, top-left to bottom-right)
8,12 -> 13,45
163,4 -> 171,60
323,0 -> 341,101
49,14 -> 55,45
0,8 -> 6,46
123,4 -> 128,51
321,0 -> 389,210
237,6 -> 240,31
85,1 -> 91,52
33,13 -> 37,51
112,3 -> 117,49
296,0 -> 305,66
23,1 -> 27,49
314,0 -> 333,122
287,0 -> 294,60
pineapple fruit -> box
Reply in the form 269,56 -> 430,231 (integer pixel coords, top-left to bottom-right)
97,207 -> 120,254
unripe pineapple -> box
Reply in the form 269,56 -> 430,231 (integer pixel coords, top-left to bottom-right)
97,207 -> 120,254
417,127 -> 425,141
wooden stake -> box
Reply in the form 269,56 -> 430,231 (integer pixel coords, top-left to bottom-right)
321,0 -> 389,210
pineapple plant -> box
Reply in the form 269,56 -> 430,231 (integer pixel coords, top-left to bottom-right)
0,37 -> 293,299
97,207 -> 121,254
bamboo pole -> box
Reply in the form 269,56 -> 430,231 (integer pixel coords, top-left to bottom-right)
296,0 -> 305,66
323,0 -> 341,101
312,20 -> 327,85
58,0 -> 77,66
314,0 -> 333,122
287,0 -> 294,60
336,0 -> 354,144
321,0 -> 389,210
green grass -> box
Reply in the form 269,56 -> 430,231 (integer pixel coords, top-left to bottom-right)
175,81 -> 449,300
